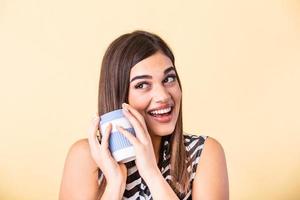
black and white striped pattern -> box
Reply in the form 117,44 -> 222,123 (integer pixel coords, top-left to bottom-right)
98,134 -> 207,200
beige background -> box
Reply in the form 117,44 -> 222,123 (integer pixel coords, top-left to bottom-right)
1,0 -> 300,199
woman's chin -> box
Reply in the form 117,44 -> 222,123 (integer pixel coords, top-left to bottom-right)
148,125 -> 175,137
145,115 -> 178,137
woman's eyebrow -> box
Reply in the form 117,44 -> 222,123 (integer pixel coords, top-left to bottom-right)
164,66 -> 175,74
130,75 -> 152,82
130,66 -> 175,83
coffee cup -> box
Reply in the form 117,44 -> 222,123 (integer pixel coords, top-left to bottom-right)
99,109 -> 136,163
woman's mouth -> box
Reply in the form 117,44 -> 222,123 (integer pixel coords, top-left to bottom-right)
147,106 -> 173,123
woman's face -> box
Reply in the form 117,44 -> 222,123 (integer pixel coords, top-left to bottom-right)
128,51 -> 182,137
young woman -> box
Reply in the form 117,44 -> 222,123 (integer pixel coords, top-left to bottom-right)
59,31 -> 229,200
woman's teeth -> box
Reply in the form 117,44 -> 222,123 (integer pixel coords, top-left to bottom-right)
149,107 -> 172,115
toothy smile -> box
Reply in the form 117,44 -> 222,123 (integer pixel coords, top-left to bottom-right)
148,107 -> 173,116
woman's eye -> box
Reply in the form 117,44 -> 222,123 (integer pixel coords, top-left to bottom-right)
163,75 -> 177,83
134,82 -> 149,89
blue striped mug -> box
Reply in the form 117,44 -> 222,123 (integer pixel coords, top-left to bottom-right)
99,109 -> 136,163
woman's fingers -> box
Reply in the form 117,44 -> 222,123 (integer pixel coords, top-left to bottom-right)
88,116 -> 99,144
87,115 -> 129,186
116,125 -> 139,146
121,105 -> 149,143
87,114 -> 112,151
101,123 -> 112,150
87,115 -> 101,156
122,103 -> 147,129
87,115 -> 116,167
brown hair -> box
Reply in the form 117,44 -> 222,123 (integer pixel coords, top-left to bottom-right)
97,30 -> 191,198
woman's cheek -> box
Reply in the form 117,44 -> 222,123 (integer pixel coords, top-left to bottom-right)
129,96 -> 147,111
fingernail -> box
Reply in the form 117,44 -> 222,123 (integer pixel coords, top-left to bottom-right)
123,102 -> 130,107
122,103 -> 129,112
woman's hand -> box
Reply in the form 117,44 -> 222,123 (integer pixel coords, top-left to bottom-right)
87,114 -> 127,190
116,103 -> 160,181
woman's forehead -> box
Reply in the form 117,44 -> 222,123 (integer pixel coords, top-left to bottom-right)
130,52 -> 173,77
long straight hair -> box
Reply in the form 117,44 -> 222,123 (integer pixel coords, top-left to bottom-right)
97,30 -> 192,198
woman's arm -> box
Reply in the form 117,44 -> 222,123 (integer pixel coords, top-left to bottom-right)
59,114 -> 129,200
142,169 -> 179,200
192,137 -> 229,200
59,139 -> 100,200
59,138 -> 126,200
59,139 -> 125,200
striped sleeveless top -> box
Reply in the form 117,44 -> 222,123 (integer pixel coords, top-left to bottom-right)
98,134 -> 207,199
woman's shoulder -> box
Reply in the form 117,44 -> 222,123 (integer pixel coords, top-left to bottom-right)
70,138 -> 89,151
64,138 -> 98,171
68,138 -> 90,157
183,134 -> 226,167
59,138 -> 99,199
192,136 -> 229,199
197,136 -> 226,168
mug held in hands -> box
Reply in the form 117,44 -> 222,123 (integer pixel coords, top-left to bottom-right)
99,109 -> 136,163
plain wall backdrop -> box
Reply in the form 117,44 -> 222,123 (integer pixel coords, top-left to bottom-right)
0,0 -> 299,199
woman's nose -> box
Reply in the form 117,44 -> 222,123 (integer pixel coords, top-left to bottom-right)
153,85 -> 171,103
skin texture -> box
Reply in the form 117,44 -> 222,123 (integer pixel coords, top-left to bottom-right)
59,52 -> 229,200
